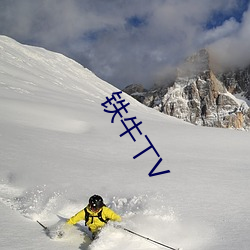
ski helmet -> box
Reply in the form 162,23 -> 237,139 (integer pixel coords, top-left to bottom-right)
89,195 -> 104,210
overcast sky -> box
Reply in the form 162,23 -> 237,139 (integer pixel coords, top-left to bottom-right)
0,0 -> 249,89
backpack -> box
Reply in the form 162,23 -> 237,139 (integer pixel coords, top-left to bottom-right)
84,206 -> 109,226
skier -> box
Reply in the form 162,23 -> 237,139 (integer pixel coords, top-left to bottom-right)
66,194 -> 121,239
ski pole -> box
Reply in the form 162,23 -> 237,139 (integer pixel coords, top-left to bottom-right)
122,227 -> 180,250
37,220 -> 48,231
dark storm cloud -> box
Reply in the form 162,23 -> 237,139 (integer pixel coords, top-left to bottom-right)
0,0 -> 249,89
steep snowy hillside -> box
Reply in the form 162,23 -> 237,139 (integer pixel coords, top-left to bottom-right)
0,36 -> 250,250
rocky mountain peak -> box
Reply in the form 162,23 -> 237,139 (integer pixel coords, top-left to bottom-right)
124,49 -> 250,130
177,49 -> 210,78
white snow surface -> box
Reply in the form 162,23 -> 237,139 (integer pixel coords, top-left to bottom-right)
0,35 -> 250,250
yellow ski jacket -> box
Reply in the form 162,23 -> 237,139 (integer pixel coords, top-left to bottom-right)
67,206 -> 121,233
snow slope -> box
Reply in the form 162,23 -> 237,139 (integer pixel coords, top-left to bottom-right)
0,35 -> 250,250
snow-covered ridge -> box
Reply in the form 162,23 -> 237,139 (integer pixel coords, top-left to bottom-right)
0,36 -> 152,134
0,35 -> 116,100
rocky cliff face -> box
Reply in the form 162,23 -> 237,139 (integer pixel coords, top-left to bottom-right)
217,66 -> 250,99
123,49 -> 250,130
